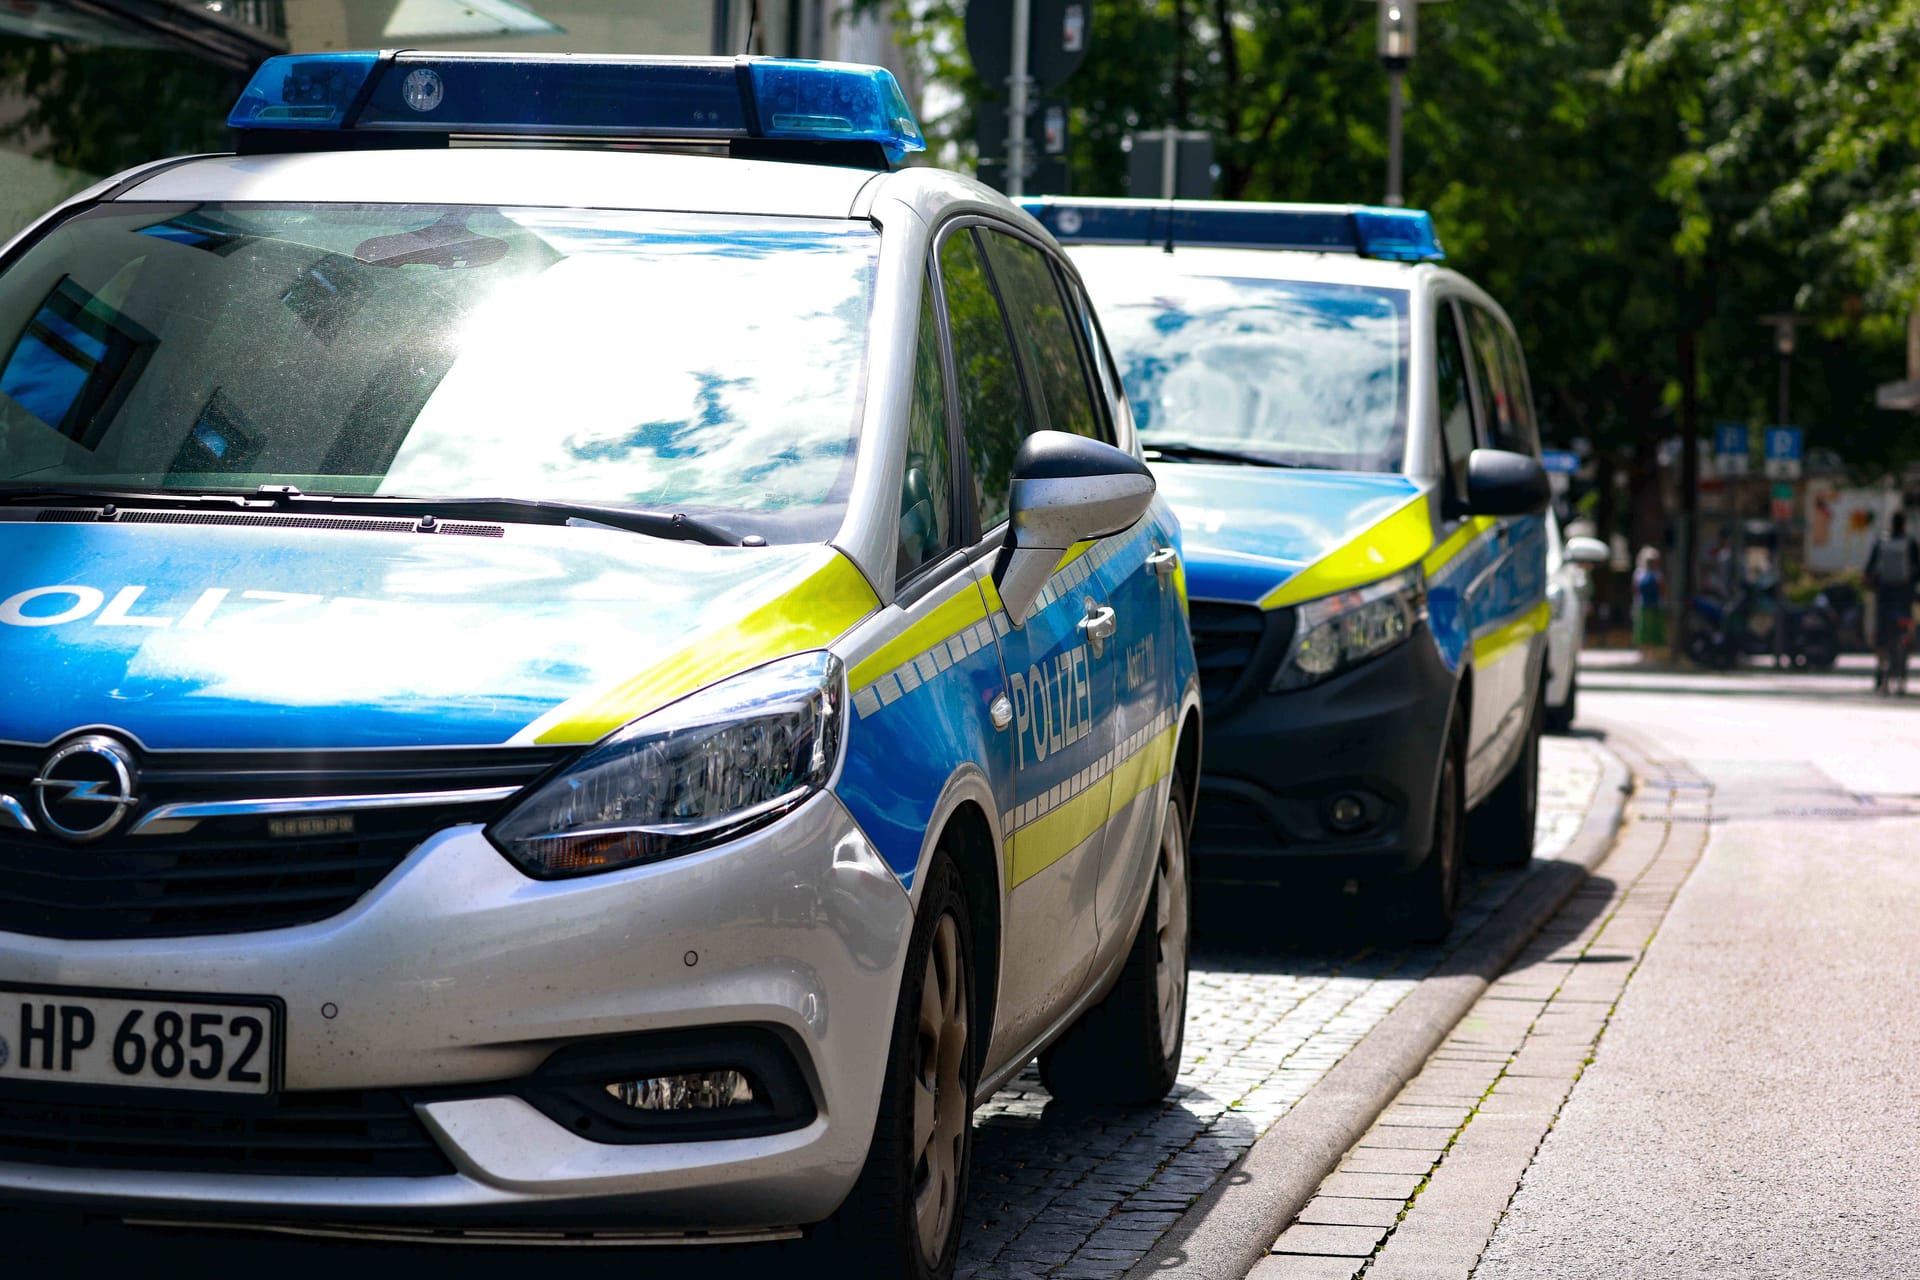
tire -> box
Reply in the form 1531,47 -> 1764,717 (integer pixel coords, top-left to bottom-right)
1038,774 -> 1191,1107
819,850 -> 976,1280
1390,705 -> 1465,942
1543,671 -> 1577,735
1470,686 -> 1542,868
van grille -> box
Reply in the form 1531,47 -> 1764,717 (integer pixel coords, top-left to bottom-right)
1188,601 -> 1290,710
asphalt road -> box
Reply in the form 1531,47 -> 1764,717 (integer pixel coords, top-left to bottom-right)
1475,662 -> 1920,1277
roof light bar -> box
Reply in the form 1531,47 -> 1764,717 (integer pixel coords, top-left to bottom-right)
1021,197 -> 1445,262
228,51 -> 927,166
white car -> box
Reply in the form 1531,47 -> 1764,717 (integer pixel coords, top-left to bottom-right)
1544,511 -> 1609,732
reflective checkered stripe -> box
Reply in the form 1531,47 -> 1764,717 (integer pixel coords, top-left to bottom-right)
850,612 -> 1003,721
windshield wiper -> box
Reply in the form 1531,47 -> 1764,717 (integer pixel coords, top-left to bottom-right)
0,485 -> 742,546
1142,441 -> 1306,469
319,494 -> 742,547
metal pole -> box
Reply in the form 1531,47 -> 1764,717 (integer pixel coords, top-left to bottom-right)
1007,0 -> 1032,198
1774,346 -> 1790,664
1160,126 -> 1177,200
1385,68 -> 1405,206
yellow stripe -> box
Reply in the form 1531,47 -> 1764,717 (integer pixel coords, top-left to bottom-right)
1110,724 -> 1177,813
1054,539 -> 1098,573
848,585 -> 990,691
1471,600 -> 1551,667
1007,786 -> 1109,887
529,551 -> 879,745
1421,516 -> 1497,578
1259,494 -> 1435,610
1006,725 -> 1178,887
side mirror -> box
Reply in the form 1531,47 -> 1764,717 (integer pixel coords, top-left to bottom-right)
995,430 -> 1156,626
1564,535 -> 1609,565
1462,448 -> 1550,517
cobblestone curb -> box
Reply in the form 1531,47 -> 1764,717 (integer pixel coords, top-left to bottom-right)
1119,739 -> 1632,1280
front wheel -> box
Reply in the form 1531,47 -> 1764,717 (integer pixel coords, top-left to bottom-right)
820,850 -> 976,1280
1389,706 -> 1465,942
1543,670 -> 1577,735
1039,774 -> 1191,1106
1469,686 -> 1541,868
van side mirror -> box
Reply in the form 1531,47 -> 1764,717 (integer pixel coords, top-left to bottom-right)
1564,535 -> 1609,565
1462,448 -> 1550,517
995,430 -> 1156,626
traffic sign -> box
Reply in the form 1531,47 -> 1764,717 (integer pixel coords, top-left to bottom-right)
1763,426 -> 1803,480
1713,422 -> 1749,477
965,0 -> 1092,93
1540,449 -> 1579,475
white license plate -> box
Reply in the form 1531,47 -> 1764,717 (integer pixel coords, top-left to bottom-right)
0,987 -> 278,1096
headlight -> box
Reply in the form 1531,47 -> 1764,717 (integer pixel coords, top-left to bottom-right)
489,651 -> 845,879
1270,567 -> 1426,692
1548,581 -> 1568,621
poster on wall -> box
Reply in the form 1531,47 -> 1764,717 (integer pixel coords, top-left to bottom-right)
1805,480 -> 1901,574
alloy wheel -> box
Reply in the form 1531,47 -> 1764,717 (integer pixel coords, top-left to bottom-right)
1154,801 -> 1190,1056
911,912 -> 969,1266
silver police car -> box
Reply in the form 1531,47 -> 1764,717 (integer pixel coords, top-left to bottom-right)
0,52 -> 1201,1279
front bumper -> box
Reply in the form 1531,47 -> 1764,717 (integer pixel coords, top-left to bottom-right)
0,790 -> 912,1230
1192,623 -> 1454,881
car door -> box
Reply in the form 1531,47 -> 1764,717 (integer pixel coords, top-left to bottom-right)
1458,301 -> 1546,800
979,227 -> 1170,964
934,223 -> 1117,1053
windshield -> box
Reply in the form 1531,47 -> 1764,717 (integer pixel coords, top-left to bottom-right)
1080,269 -> 1410,472
0,203 -> 879,541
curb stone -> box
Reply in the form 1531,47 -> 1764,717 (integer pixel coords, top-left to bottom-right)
1121,740 -> 1632,1280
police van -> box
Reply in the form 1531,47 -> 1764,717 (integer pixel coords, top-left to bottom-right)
0,55 -> 1201,1278
1026,199 -> 1550,938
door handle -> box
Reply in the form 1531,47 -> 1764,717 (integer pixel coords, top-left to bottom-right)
1146,546 -> 1179,579
1078,603 -> 1118,657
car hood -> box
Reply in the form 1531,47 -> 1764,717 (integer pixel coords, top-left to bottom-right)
0,519 -> 877,751
1151,466 -> 1431,609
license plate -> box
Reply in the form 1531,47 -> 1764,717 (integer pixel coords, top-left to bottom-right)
0,987 -> 278,1096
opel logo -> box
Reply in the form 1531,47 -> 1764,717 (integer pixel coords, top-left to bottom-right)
32,735 -> 139,843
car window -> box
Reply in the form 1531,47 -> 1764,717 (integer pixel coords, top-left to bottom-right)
1495,323 -> 1540,455
1060,270 -> 1123,444
937,227 -> 1031,534
1464,305 -> 1529,456
898,286 -> 956,579
978,230 -> 1101,443
1434,300 -> 1476,502
0,204 -> 878,543
1077,262 -> 1410,472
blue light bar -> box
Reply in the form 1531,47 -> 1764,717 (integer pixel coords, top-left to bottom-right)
1021,197 -> 1445,262
228,52 -> 927,165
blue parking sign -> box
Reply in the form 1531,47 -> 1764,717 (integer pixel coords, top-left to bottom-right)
1540,449 -> 1579,475
1713,423 -> 1747,456
1765,426 -> 1802,461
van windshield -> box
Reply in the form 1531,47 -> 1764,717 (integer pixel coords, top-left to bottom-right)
0,203 -> 879,542
1078,269 -> 1409,473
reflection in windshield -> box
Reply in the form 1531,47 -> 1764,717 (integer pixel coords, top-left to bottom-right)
0,204 -> 879,541
1081,272 -> 1409,473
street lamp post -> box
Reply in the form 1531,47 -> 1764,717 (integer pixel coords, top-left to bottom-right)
1758,312 -> 1799,665
1377,0 -> 1413,207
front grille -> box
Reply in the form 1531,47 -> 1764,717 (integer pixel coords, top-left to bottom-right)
1189,601 -> 1289,709
0,1086 -> 453,1177
0,745 -> 567,940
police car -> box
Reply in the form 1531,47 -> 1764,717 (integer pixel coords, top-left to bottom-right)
0,55 -> 1202,1277
1025,198 -> 1549,938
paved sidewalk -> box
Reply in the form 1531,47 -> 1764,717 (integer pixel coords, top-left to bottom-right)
1250,740 -> 1706,1279
958,737 -> 1613,1280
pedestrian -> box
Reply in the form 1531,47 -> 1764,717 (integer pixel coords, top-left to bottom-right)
1865,510 -> 1920,692
1632,546 -> 1665,662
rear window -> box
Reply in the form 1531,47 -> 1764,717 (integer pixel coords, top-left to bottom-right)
0,203 -> 879,542
1077,266 -> 1410,472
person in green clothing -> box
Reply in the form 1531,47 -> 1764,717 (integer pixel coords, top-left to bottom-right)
1632,546 -> 1666,659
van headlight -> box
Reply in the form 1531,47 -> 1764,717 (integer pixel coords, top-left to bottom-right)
1271,567 -> 1426,691
489,652 -> 845,879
